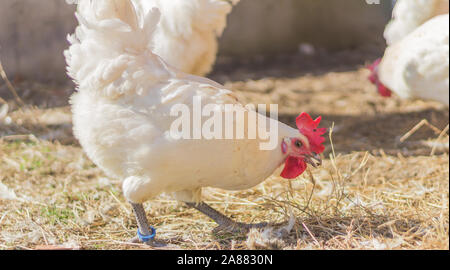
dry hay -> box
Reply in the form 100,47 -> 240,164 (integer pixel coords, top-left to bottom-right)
0,53 -> 448,250
0,121 -> 447,250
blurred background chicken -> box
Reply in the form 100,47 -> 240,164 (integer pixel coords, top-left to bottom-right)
65,0 -> 325,245
369,14 -> 449,106
369,7 -> 449,153
131,0 -> 239,76
384,0 -> 449,45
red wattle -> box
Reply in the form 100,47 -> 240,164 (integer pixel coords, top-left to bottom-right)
280,156 -> 307,179
377,82 -> 392,97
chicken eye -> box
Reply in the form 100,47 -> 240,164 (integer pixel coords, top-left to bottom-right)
295,140 -> 303,148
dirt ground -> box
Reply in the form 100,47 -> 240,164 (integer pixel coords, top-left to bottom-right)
0,49 -> 448,250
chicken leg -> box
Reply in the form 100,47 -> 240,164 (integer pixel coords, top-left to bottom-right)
186,202 -> 268,234
129,203 -> 162,246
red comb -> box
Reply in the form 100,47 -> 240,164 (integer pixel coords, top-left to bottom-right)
367,58 -> 393,97
296,112 -> 327,154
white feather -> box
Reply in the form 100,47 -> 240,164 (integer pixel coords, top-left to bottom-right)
131,0 -> 238,75
379,14 -> 449,106
384,0 -> 449,45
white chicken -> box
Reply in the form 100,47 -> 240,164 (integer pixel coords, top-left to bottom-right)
384,0 -> 449,46
65,0 -> 326,245
369,14 -> 449,106
130,0 -> 239,76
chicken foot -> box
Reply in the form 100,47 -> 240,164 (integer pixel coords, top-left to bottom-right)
186,202 -> 268,234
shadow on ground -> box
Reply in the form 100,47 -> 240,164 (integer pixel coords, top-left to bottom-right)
280,108 -> 449,156
212,214 -> 423,249
210,47 -> 382,83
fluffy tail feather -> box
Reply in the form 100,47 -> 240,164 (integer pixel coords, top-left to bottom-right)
192,0 -> 239,35
67,0 -> 160,53
141,0 -> 237,37
65,0 -> 167,98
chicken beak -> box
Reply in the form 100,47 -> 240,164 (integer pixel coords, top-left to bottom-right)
305,153 -> 322,168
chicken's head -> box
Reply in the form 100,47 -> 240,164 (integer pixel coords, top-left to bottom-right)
368,58 -> 392,97
280,113 -> 326,179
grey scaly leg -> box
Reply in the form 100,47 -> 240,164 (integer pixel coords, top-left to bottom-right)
186,202 -> 268,233
129,203 -> 158,246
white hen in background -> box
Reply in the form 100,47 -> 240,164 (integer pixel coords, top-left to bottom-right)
369,14 -> 449,106
65,0 -> 325,245
131,0 -> 239,76
384,0 -> 449,45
